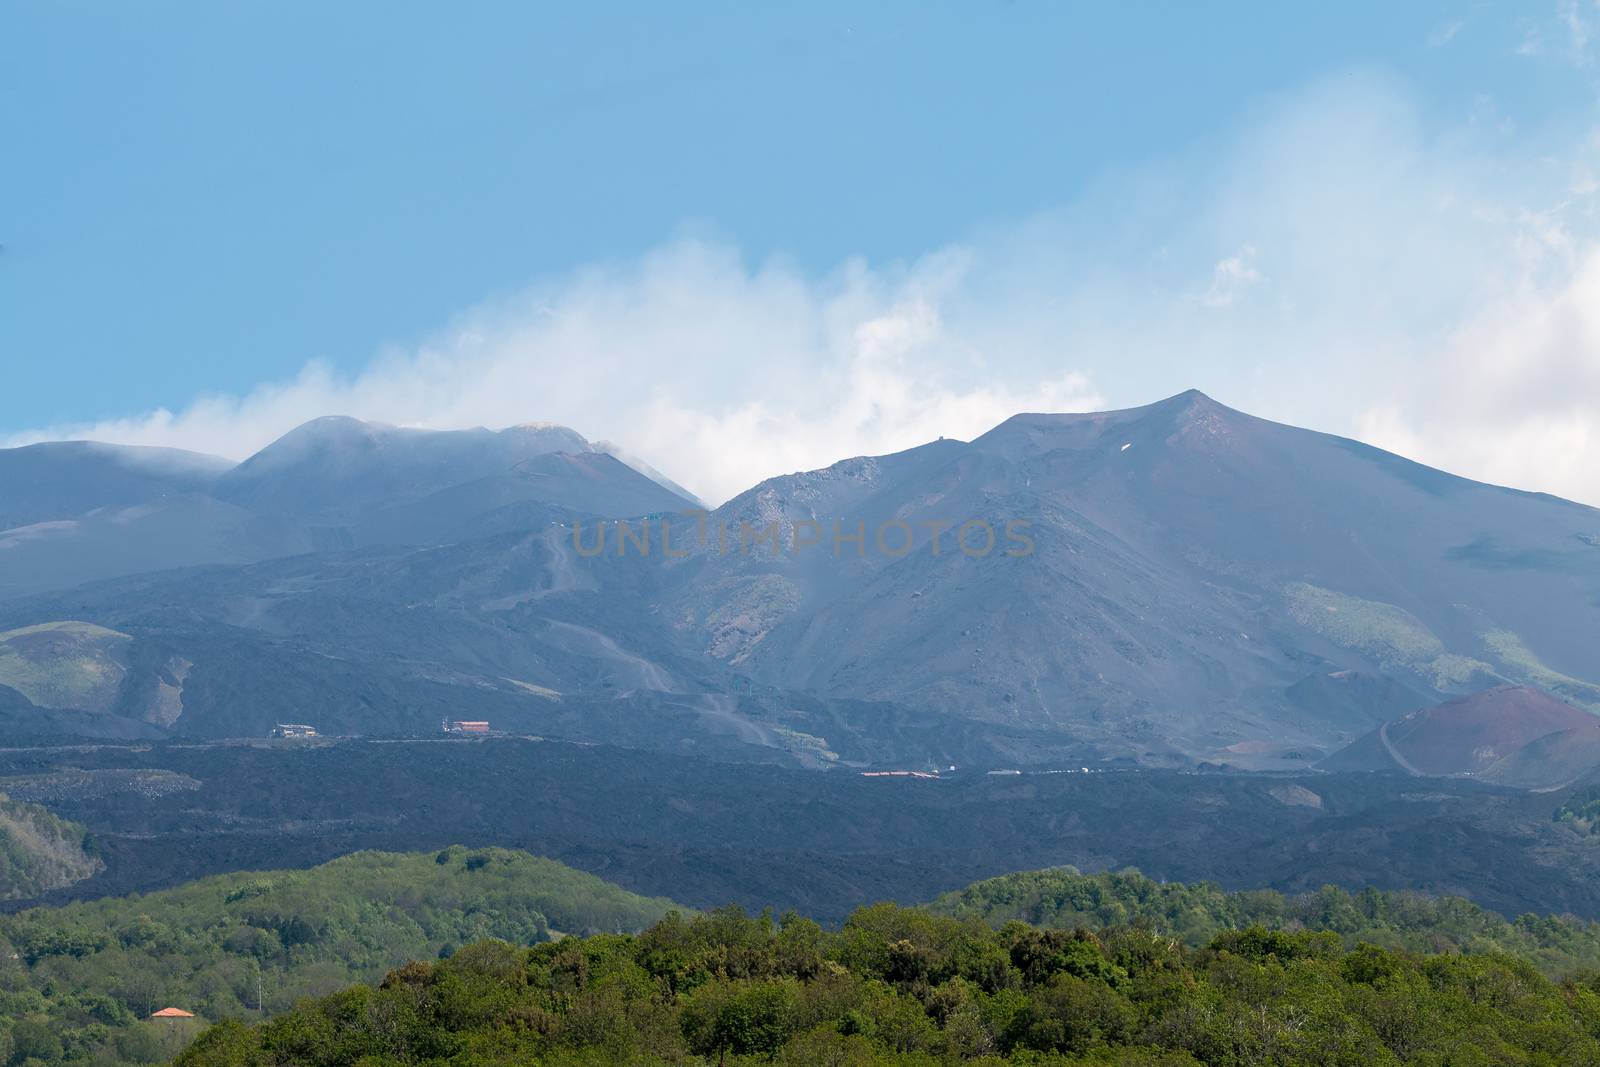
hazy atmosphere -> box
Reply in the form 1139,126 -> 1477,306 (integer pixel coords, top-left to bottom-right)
7,6 -> 1600,1066
7,3 -> 1600,504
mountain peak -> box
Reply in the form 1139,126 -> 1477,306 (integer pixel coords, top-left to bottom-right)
1132,388 -> 1239,422
218,417 -> 597,516
972,388 -> 1245,460
498,422 -> 592,452
289,414 -> 380,435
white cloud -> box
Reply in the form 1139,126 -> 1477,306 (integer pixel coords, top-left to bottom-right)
9,74 -> 1600,508
1427,19 -> 1464,48
6,242 -> 1102,504
1517,0 -> 1599,63
1356,246 -> 1600,496
1199,246 -> 1263,308
1561,0 -> 1596,59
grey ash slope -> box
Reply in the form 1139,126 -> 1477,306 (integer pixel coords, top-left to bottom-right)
0,420 -> 711,747
351,451 -> 694,546
215,417 -> 593,519
0,417 -> 697,598
2,393 -> 1596,768
0,440 -> 232,530
216,416 -> 693,545
0,441 -> 298,600
665,390 -> 1600,761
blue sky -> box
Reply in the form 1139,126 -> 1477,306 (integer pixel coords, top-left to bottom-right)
5,2 -> 1600,504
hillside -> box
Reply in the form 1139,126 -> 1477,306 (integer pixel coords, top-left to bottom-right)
0,620 -> 197,735
175,898 -> 1600,1066
0,847 -> 680,1065
0,440 -> 231,531
664,391 -> 1600,763
1321,686 -> 1600,788
0,442 -> 298,601
0,794 -> 100,900
0,620 -> 134,713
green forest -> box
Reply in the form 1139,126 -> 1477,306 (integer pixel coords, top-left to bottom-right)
0,793 -> 101,901
0,848 -> 677,1067
179,902 -> 1600,1066
14,850 -> 1600,1064
928,867 -> 1600,978
1556,786 -> 1600,834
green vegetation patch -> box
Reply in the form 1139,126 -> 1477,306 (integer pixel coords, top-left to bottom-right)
1285,583 -> 1494,689
772,726 -> 839,766
501,678 -> 561,700
1556,786 -> 1600,834
0,793 -> 101,901
928,866 -> 1600,978
177,900 -> 1600,1067
0,620 -> 133,713
1483,628 -> 1600,709
0,847 -> 679,1065
696,574 -> 803,663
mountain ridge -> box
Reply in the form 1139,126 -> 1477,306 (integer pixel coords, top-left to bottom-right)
0,416 -> 700,597
1,393 -> 1596,766
656,391 -> 1600,761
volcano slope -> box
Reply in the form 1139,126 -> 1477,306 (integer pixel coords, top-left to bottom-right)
2,392 -> 1596,766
